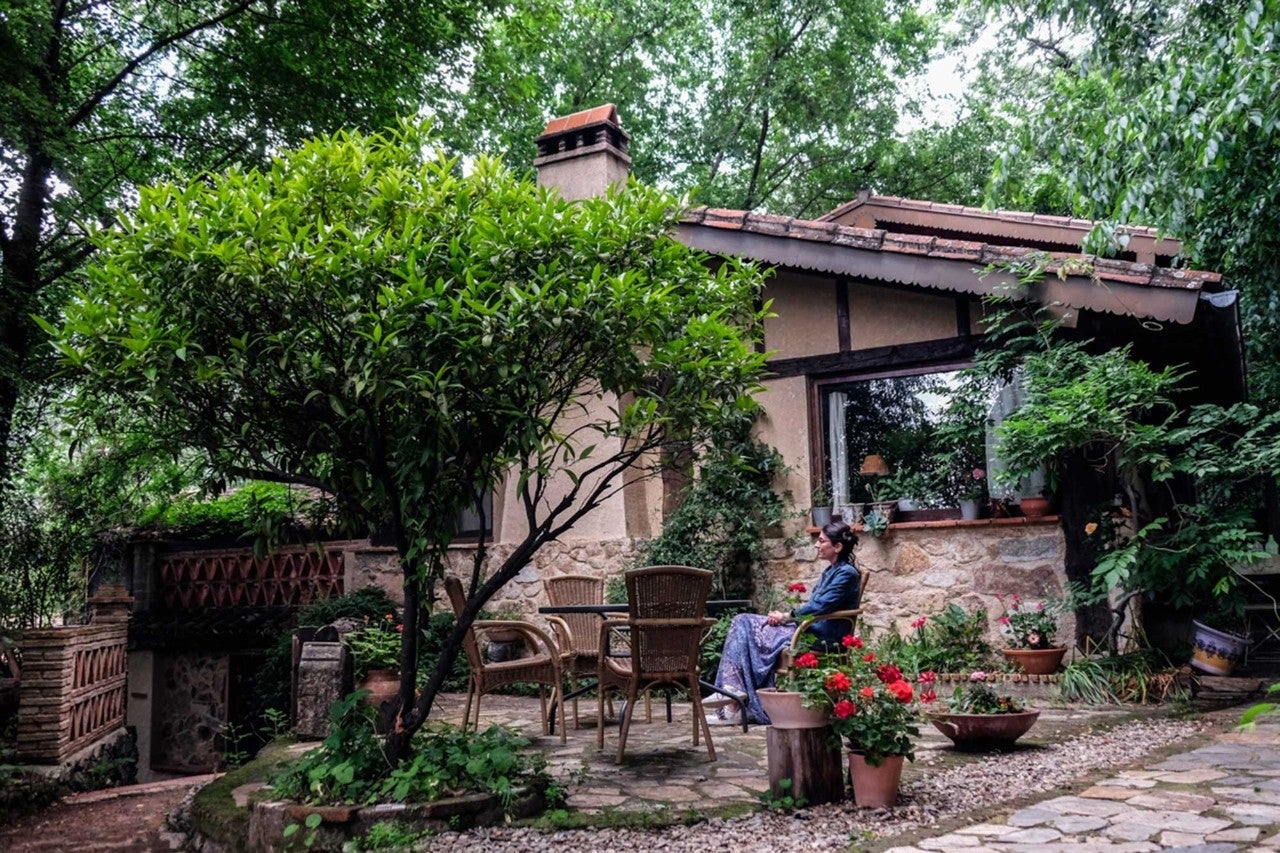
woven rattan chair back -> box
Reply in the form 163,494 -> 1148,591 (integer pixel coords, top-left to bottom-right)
624,566 -> 712,676
545,574 -> 605,656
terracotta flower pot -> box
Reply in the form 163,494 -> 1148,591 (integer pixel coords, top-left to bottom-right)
357,667 -> 400,708
1003,647 -> 1068,674
847,752 -> 904,808
1019,496 -> 1052,517
757,688 -> 828,729
927,709 -> 1041,750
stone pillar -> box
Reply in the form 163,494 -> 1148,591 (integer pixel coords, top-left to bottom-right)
295,642 -> 350,740
88,584 -> 133,624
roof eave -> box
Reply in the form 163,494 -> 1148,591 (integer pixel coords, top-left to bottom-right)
675,222 -> 1204,326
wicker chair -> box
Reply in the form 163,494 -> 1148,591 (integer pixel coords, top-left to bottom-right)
597,565 -> 716,762
779,569 -> 871,670
443,576 -> 566,743
544,574 -> 614,728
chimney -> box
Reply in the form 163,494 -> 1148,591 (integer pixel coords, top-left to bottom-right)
534,104 -> 631,200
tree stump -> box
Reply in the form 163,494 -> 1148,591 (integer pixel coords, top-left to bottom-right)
766,726 -> 844,805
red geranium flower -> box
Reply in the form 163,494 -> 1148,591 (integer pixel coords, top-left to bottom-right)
859,686 -> 875,699
911,616 -> 927,629
833,699 -> 857,718
825,671 -> 851,692
862,652 -> 876,663
787,583 -> 807,593
887,680 -> 914,703
876,663 -> 903,684
842,634 -> 864,648
794,652 -> 819,669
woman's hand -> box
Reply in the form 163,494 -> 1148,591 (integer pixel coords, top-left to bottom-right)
767,610 -> 790,626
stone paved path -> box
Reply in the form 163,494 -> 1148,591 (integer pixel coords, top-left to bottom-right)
885,716 -> 1280,852
429,692 -> 1169,816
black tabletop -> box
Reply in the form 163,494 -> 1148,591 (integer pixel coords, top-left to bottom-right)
538,599 -> 752,616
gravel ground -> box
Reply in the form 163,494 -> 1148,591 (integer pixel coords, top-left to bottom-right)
426,715 -> 1214,851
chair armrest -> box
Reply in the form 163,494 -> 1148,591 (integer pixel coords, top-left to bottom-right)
473,620 -> 561,658
787,609 -> 863,653
545,616 -> 574,654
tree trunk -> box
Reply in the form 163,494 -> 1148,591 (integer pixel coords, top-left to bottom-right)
766,726 -> 844,806
1059,447 -> 1115,648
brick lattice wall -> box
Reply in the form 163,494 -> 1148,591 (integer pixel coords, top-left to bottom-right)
14,623 -> 128,763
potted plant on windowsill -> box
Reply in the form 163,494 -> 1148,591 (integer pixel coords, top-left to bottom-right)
810,485 -> 833,527
998,594 -> 1068,674
927,671 -> 1040,750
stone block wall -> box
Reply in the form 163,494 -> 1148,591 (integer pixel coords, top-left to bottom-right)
150,651 -> 230,773
349,519 -> 1071,650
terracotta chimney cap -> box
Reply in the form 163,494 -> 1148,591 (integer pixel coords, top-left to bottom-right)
537,104 -> 621,139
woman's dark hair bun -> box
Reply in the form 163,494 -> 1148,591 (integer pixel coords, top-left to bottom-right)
821,518 -> 859,553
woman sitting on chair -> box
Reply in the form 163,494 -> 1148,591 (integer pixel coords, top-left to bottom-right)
706,519 -> 861,726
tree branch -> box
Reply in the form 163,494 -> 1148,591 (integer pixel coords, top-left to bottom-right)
67,1 -> 255,130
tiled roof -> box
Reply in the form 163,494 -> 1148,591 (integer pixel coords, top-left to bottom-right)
538,104 -> 621,138
819,191 -> 1181,262
682,206 -> 1220,293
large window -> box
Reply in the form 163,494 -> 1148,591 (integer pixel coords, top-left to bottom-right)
816,367 -> 1041,512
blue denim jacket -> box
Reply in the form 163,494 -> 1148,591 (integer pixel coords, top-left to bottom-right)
791,560 -> 861,647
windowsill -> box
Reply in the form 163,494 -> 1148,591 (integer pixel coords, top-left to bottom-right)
806,515 -> 1059,535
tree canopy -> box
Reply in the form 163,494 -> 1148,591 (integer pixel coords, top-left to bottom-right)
981,0 -> 1280,404
52,122 -> 769,760
0,0 -> 486,493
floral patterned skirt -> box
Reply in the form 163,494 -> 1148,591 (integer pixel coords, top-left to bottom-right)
712,613 -> 795,724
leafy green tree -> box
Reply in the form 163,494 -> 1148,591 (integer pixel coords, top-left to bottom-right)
51,122 -> 768,763
981,0 -> 1280,404
0,0 -> 486,493
450,0 -> 940,216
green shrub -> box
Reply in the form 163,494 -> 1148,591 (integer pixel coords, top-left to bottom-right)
874,604 -> 995,676
270,692 -> 547,809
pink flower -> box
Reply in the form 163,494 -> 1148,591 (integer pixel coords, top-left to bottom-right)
919,689 -> 937,704
999,616 -> 1010,625
918,670 -> 937,685
395,624 -> 403,632
972,468 -> 986,480
384,613 -> 394,621
1036,602 -> 1044,611
969,671 -> 987,682
911,616 -> 927,629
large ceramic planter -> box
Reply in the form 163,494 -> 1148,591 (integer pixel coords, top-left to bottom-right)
927,710 -> 1041,750
758,688 -> 828,729
847,752 -> 904,808
1190,620 -> 1249,676
358,667 -> 400,708
1002,647 -> 1068,674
